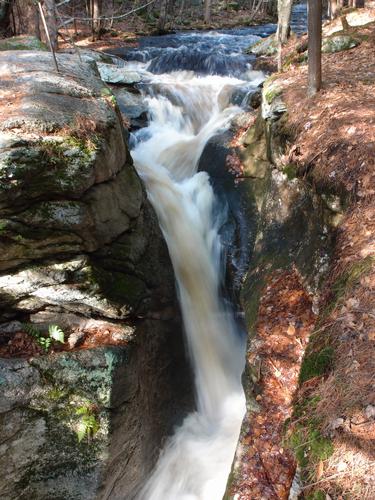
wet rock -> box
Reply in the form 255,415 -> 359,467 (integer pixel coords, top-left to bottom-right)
113,88 -> 147,119
113,87 -> 149,129
249,89 -> 262,109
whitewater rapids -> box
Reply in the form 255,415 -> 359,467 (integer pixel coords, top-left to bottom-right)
129,70 -> 249,500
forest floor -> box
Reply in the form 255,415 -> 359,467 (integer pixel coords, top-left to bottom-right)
247,7 -> 375,500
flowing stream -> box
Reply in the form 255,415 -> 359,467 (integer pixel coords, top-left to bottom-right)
132,72 -> 251,499
112,9 -> 307,498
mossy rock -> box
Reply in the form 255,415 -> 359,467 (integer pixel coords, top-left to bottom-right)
0,136 -> 98,210
263,81 -> 282,105
0,35 -> 47,52
322,34 -> 360,53
246,34 -> 277,57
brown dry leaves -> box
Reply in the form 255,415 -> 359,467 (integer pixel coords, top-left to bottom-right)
230,269 -> 316,499
273,17 -> 375,497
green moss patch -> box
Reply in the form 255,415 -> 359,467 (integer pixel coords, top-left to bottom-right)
90,265 -> 147,311
287,417 -> 334,481
0,35 -> 47,51
282,163 -> 298,180
307,491 -> 326,500
300,346 -> 334,383
263,82 -> 283,105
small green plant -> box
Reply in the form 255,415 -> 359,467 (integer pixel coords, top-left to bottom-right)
38,336 -> 52,351
75,405 -> 100,442
23,323 -> 65,352
48,324 -> 65,343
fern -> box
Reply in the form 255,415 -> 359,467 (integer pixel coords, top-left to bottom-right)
75,405 -> 100,442
48,324 -> 65,343
23,323 -> 42,339
37,336 -> 52,352
23,322 -> 65,352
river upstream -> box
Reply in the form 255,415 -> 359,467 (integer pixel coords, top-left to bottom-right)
109,6 -> 307,499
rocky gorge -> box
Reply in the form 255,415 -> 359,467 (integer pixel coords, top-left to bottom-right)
0,6 -> 374,498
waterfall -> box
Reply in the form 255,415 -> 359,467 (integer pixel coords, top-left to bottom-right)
122,27 -> 266,499
108,10 -> 307,496
130,71 -> 247,500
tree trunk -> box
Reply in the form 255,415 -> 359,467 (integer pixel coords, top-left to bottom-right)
354,0 -> 365,7
329,0 -> 338,18
44,0 -> 58,49
277,0 -> 293,44
158,0 -> 168,32
0,0 -> 13,37
276,0 -> 293,71
308,0 -> 322,96
91,0 -> 101,40
204,0 -> 211,24
33,4 -> 41,40
341,14 -> 350,30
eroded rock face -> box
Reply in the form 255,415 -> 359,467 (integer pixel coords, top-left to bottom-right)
0,51 -> 192,499
222,85 -> 334,499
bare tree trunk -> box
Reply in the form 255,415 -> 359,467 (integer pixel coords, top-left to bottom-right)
341,14 -> 350,29
91,0 -> 101,40
329,0 -> 338,18
354,0 -> 365,7
308,0 -> 322,96
44,0 -> 58,49
249,0 -> 265,21
276,0 -> 293,71
158,0 -> 168,32
277,0 -> 293,44
178,0 -> 186,22
204,0 -> 211,24
0,0 -> 13,37
33,4 -> 41,40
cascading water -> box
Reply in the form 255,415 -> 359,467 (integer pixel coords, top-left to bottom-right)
113,10 -> 308,498
132,73 -> 249,500
129,66 -> 259,500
